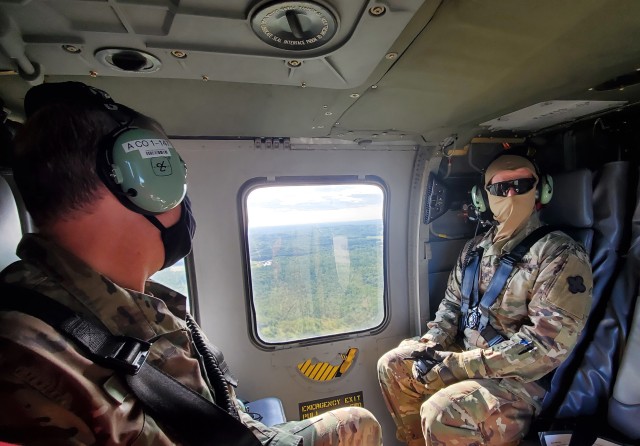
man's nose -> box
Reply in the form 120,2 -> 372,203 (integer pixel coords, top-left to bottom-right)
506,187 -> 518,197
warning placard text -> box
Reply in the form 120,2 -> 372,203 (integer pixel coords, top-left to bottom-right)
298,391 -> 364,420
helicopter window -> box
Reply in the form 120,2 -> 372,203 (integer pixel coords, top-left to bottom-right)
242,179 -> 388,346
151,257 -> 193,312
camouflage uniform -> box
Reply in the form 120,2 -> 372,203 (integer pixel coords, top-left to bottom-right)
378,214 -> 592,445
0,234 -> 382,445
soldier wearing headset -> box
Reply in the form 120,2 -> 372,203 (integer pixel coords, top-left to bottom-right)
0,82 -> 382,446
378,151 -> 593,446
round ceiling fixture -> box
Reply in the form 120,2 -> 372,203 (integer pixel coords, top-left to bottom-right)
250,1 -> 338,51
95,48 -> 161,73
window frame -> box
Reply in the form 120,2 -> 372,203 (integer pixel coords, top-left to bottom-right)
149,252 -> 200,322
184,252 -> 200,322
238,175 -> 390,350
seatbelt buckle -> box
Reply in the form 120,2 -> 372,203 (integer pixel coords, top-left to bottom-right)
104,337 -> 151,375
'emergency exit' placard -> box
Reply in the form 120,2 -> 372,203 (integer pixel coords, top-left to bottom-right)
298,391 -> 363,420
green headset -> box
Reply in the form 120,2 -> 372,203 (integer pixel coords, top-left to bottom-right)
24,81 -> 187,216
470,151 -> 553,214
93,92 -> 187,215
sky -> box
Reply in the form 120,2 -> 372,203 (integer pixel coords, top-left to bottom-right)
246,184 -> 384,227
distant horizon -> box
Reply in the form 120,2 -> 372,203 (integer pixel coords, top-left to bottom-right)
247,217 -> 384,264
248,219 -> 382,232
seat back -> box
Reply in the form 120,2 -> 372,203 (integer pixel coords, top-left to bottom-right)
540,168 -> 594,251
533,161 -> 639,446
607,168 -> 640,441
549,161 -> 632,418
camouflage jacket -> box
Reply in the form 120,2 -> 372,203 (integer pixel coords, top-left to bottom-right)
422,214 -> 593,410
0,234 -> 302,446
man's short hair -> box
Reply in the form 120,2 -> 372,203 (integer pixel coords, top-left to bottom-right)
13,103 -> 116,226
13,81 -> 168,227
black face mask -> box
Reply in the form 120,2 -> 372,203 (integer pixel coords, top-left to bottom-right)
145,195 -> 197,270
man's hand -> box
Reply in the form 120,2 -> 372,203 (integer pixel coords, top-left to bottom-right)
409,348 -> 441,383
422,352 -> 469,393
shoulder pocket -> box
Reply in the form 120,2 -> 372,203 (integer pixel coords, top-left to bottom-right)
542,254 -> 592,320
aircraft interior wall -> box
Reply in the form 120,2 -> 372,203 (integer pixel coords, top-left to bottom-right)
175,139 -> 417,445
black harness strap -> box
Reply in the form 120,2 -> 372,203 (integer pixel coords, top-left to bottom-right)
0,283 -> 261,446
459,248 -> 483,320
460,225 -> 556,346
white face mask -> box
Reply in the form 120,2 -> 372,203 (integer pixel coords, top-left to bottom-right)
487,188 -> 536,242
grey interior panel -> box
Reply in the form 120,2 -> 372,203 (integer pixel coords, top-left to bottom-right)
0,174 -> 22,271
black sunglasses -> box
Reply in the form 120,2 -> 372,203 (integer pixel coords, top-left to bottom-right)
486,178 -> 536,197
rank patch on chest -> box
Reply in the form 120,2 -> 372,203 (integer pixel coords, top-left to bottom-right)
567,275 -> 586,294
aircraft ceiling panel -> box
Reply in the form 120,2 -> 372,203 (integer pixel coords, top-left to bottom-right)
1,0 -> 640,144
0,0 -> 426,89
0,75 -> 346,138
336,0 -> 640,144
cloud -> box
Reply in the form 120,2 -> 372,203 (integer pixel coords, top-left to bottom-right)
247,184 -> 384,227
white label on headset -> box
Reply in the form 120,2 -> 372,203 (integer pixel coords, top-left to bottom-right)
122,139 -> 173,159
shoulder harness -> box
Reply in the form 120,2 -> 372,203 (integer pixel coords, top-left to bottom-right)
0,283 -> 262,446
458,225 -> 555,346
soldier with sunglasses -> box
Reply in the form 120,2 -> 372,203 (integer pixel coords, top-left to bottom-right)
378,152 -> 593,446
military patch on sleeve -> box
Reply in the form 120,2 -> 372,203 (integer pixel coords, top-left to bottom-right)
567,275 -> 586,294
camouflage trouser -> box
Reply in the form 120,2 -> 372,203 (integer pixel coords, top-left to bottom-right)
279,406 -> 383,445
377,339 -> 535,446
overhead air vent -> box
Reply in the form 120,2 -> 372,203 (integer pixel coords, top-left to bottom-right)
250,1 -> 338,51
95,48 -> 162,73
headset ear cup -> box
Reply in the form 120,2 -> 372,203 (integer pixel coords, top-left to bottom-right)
96,126 -> 129,197
539,174 -> 553,204
97,126 -> 187,215
471,185 -> 487,213
112,128 -> 187,214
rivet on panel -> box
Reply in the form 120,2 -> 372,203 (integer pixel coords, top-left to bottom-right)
62,45 -> 81,54
369,6 -> 386,16
171,50 -> 187,59
385,52 -> 398,60
350,93 -> 360,98
202,75 -> 209,81
287,60 -> 302,67
89,70 -> 98,77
